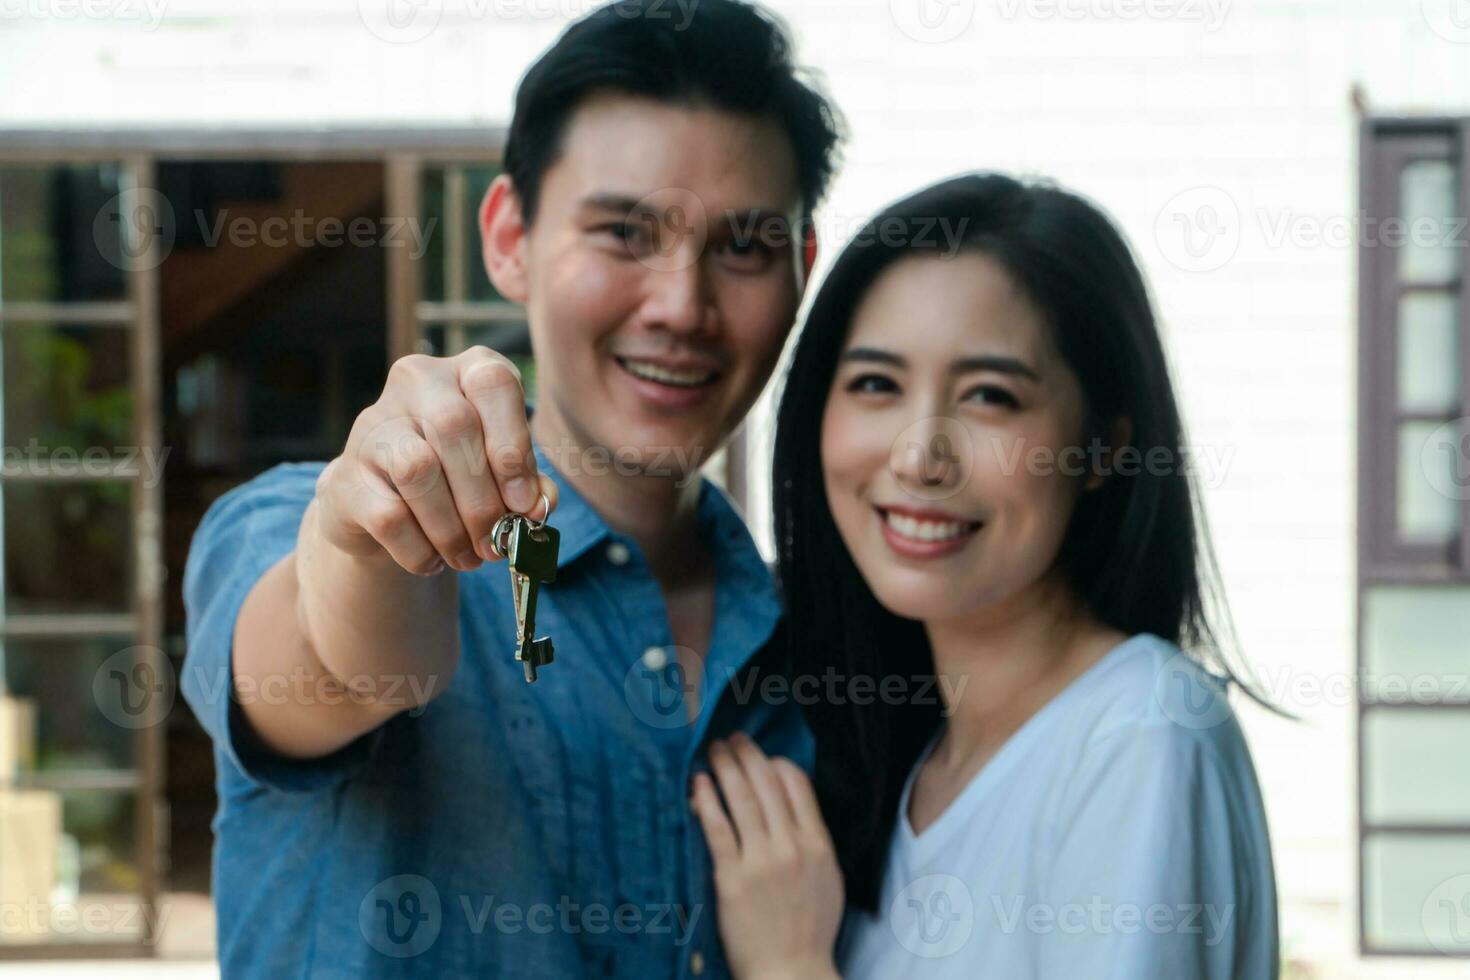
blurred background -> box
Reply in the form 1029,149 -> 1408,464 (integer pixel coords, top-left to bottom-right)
0,0 -> 1466,975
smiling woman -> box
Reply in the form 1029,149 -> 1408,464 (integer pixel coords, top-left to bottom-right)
689,172 -> 1284,978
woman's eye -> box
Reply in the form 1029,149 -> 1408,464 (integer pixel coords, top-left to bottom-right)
846,373 -> 898,395
963,385 -> 1018,408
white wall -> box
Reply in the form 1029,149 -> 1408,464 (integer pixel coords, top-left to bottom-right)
3,0 -> 1467,974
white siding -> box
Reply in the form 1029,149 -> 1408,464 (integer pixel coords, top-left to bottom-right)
2,1 -> 1466,974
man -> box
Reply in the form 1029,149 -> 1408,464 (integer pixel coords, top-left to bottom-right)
182,1 -> 842,976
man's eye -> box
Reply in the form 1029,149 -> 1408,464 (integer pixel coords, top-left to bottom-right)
846,374 -> 898,395
726,236 -> 762,255
602,222 -> 651,248
720,235 -> 772,268
963,385 -> 1018,408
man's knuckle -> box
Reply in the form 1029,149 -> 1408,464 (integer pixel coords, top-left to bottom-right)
461,357 -> 522,395
423,400 -> 480,443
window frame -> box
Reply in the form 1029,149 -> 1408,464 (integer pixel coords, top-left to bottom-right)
1356,115 -> 1470,959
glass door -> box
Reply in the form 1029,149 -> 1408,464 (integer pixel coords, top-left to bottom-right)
0,158 -> 164,957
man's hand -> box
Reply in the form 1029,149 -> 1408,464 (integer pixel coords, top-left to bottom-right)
315,346 -> 558,575
231,346 -> 560,760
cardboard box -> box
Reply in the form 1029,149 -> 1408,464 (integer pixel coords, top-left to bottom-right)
0,788 -> 61,941
0,697 -> 37,782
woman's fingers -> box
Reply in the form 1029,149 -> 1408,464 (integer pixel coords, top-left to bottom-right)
708,739 -> 768,849
773,757 -> 835,849
727,732 -> 799,843
690,772 -> 740,867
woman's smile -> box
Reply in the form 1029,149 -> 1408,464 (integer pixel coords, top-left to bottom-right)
874,503 -> 984,559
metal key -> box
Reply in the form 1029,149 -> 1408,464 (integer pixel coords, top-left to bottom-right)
489,497 -> 560,683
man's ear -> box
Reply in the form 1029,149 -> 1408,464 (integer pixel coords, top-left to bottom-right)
1084,415 -> 1134,492
801,219 -> 818,284
480,174 -> 530,303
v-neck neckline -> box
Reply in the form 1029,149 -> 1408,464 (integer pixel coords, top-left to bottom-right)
898,632 -> 1149,852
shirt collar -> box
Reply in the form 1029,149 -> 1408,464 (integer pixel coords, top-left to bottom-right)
530,441 -> 778,619
532,442 -> 612,569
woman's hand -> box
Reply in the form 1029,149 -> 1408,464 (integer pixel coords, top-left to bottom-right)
690,732 -> 844,980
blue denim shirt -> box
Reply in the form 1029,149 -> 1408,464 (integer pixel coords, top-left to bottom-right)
182,448 -> 810,979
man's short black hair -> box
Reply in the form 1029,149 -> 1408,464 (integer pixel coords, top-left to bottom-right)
503,0 -> 844,224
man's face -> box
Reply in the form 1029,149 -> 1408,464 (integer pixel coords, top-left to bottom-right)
484,92 -> 808,480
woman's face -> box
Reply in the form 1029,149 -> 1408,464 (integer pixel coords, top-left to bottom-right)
820,251 -> 1096,626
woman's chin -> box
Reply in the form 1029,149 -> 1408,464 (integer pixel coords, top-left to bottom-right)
864,580 -> 967,626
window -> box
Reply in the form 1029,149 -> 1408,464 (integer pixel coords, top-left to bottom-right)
1357,118 -> 1470,957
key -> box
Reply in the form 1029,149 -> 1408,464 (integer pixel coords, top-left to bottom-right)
489,498 -> 560,683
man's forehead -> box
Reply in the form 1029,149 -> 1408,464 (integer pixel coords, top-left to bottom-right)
547,93 -> 802,217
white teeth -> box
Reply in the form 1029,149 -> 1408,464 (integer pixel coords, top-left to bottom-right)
882,510 -> 976,543
620,358 -> 716,388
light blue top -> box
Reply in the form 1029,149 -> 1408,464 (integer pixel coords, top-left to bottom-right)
838,632 -> 1279,979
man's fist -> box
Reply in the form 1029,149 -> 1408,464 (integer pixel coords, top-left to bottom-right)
314,347 -> 559,575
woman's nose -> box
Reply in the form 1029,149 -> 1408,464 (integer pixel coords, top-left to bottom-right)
888,416 -> 970,495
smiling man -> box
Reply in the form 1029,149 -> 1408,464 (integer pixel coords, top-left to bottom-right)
181,1 -> 842,977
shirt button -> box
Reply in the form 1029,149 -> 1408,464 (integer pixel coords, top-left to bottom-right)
606,542 -> 631,566
690,951 -> 705,976
642,646 -> 668,671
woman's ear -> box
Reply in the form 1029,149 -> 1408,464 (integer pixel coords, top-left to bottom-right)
480,174 -> 530,303
1084,415 -> 1134,492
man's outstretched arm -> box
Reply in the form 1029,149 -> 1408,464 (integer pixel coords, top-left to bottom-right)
227,347 -> 557,760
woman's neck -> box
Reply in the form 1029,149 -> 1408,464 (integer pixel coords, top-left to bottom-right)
924,571 -> 1122,769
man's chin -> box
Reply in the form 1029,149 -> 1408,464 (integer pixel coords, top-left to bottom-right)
552,417 -> 725,484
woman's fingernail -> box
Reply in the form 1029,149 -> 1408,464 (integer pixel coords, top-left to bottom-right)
424,557 -> 446,576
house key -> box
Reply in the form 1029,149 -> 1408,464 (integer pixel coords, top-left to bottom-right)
488,494 -> 559,683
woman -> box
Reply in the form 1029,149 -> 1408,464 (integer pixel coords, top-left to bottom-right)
690,174 -> 1278,978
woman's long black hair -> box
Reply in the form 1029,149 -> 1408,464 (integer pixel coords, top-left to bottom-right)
772,172 -> 1270,913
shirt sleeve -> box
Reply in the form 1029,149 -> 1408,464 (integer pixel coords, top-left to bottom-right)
181,461 -> 385,794
1036,719 -> 1277,980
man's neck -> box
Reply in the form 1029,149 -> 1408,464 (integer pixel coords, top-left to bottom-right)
531,404 -> 708,581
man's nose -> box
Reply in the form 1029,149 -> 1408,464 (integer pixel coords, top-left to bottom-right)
645,259 -> 715,336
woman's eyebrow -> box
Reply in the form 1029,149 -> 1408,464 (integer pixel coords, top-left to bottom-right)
838,347 -> 905,367
951,355 -> 1041,383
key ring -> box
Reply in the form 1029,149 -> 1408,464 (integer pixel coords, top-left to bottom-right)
528,491 -> 551,531
489,491 -> 553,559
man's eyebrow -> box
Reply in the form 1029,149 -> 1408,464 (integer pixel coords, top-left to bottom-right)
579,195 -> 793,225
579,193 -> 652,216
